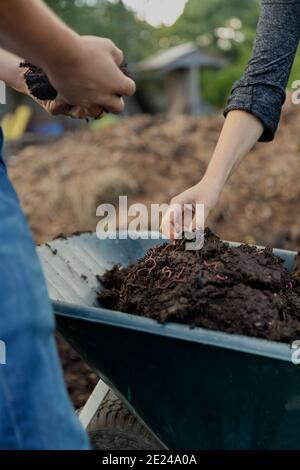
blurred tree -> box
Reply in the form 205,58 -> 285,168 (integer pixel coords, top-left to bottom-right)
156,0 -> 259,53
45,0 -> 153,62
43,0 -> 300,109
153,0 -> 260,107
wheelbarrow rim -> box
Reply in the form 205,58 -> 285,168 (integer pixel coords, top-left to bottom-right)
53,300 -> 293,364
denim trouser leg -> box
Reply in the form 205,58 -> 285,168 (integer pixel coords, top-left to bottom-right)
0,131 -> 89,449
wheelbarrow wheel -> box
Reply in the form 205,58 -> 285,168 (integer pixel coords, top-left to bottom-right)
87,391 -> 163,450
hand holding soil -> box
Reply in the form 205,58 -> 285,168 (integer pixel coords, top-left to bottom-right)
41,36 -> 135,114
98,229 -> 300,343
19,62 -> 103,119
20,36 -> 135,117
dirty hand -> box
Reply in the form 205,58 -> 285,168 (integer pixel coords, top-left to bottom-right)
32,96 -> 104,120
44,36 -> 136,114
16,61 -> 103,119
161,178 -> 221,241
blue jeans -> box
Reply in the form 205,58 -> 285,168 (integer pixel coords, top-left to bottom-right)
0,130 -> 89,449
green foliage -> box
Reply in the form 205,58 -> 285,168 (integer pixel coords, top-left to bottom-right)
202,47 -> 253,107
45,0 -> 153,61
47,0 -> 300,109
154,0 -> 260,106
156,0 -> 259,52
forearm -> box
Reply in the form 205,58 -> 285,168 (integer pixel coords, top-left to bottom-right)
0,0 -> 79,72
161,110 -> 264,237
0,48 -> 26,92
203,110 -> 263,189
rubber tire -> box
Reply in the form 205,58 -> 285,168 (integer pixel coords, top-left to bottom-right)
87,391 -> 164,450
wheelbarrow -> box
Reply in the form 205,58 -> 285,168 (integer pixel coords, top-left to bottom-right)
38,232 -> 300,450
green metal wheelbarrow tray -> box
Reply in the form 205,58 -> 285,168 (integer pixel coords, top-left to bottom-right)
38,231 -> 300,450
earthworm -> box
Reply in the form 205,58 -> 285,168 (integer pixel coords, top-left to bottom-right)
147,258 -> 158,276
127,282 -> 147,289
215,274 -> 228,282
203,260 -> 219,271
135,267 -> 149,276
176,267 -> 185,280
135,258 -> 158,279
147,248 -> 157,260
158,280 -> 176,289
159,277 -> 185,289
162,267 -> 173,278
146,258 -> 157,267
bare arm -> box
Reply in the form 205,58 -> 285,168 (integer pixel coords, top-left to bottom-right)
204,111 -> 263,188
0,0 -> 78,71
0,48 -> 26,93
161,110 -> 263,239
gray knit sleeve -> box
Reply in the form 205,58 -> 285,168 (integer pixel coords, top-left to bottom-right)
224,0 -> 300,142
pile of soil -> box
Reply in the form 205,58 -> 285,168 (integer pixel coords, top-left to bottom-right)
98,229 -> 300,343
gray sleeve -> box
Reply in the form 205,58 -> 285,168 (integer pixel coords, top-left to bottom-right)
224,0 -> 300,142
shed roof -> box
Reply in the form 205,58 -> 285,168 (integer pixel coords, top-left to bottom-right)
136,42 -> 227,75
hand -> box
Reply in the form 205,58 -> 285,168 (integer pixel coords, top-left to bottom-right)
32,96 -> 104,120
45,36 -> 136,114
161,177 -> 221,240
15,61 -> 103,119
